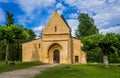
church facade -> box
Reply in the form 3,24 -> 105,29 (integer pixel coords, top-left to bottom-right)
22,11 -> 86,64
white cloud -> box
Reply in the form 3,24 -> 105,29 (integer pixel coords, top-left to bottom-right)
33,26 -> 44,38
0,8 -> 5,24
0,0 -> 8,3
56,2 -> 65,14
64,0 -> 106,17
33,26 -> 43,32
93,2 -> 120,29
15,0 -> 55,25
108,0 -> 117,3
64,0 -> 120,34
69,13 -> 78,19
17,15 -> 33,26
67,19 -> 79,37
1,0 -> 119,36
64,0 -> 77,6
99,26 -> 120,34
56,3 -> 63,9
57,10 -> 63,15
64,0 -> 105,11
16,0 -> 55,15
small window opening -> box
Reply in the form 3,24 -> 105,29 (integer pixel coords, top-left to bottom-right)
75,56 -> 79,62
55,26 -> 57,32
38,44 -> 40,48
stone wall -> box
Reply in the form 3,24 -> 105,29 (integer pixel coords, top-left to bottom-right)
22,39 -> 41,62
72,38 -> 86,64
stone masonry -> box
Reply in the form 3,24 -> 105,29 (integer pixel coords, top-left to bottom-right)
22,11 -> 86,64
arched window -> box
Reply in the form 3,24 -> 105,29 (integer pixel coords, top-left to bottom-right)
55,26 -> 57,32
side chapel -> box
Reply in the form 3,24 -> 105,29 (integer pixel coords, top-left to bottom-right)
22,11 -> 86,64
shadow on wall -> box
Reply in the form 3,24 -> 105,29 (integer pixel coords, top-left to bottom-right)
31,43 -> 40,61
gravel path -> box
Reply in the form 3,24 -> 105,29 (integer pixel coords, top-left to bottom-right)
0,64 -> 58,78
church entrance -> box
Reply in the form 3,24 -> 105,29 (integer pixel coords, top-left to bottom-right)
53,50 -> 60,63
48,43 -> 62,63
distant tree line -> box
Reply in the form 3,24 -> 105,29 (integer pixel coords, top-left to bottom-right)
75,13 -> 120,68
0,11 -> 36,65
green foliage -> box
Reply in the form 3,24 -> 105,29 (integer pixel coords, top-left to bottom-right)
99,33 -> 119,55
34,65 -> 120,78
109,51 -> 120,63
0,25 -> 30,63
0,11 -> 36,62
75,13 -> 98,39
86,47 -> 102,63
0,25 -> 30,41
27,29 -> 36,40
82,34 -> 102,50
82,34 -> 103,63
0,25 -> 36,61
82,33 -> 120,63
0,40 -> 6,60
113,34 -> 120,56
11,25 -> 30,41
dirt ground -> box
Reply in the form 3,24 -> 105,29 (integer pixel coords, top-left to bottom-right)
0,64 -> 58,78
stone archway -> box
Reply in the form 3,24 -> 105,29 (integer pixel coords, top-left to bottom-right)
48,43 -> 62,63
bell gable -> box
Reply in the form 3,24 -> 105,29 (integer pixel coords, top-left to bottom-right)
42,11 -> 71,35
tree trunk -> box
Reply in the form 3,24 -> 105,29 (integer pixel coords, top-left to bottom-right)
5,40 -> 9,65
17,41 -> 20,60
103,55 -> 109,68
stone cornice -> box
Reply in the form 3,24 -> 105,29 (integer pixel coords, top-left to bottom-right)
43,39 -> 68,42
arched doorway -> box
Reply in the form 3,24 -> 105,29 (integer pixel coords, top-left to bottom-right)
53,50 -> 60,63
48,43 -> 62,63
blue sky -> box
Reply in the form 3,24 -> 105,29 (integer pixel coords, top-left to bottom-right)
0,0 -> 120,37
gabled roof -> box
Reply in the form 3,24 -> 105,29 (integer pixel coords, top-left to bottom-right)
42,11 -> 71,34
60,15 -> 71,30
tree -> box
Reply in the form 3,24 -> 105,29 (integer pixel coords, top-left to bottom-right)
0,25 -> 30,65
114,34 -> 120,57
82,34 -> 103,63
75,13 -> 98,39
0,33 -> 6,60
5,11 -> 14,26
12,28 -> 36,61
82,33 -> 119,68
100,33 -> 119,67
0,11 -> 36,63
86,47 -> 102,63
0,26 -> 36,61
109,47 -> 120,63
26,29 -> 36,40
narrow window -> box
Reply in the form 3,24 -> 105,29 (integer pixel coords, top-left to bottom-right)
55,26 -> 57,32
38,44 -> 40,48
75,56 -> 79,62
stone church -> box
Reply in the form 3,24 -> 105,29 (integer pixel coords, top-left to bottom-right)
22,11 -> 86,64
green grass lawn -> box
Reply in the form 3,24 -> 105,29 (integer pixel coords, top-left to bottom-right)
0,61 -> 42,73
34,64 -> 120,78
